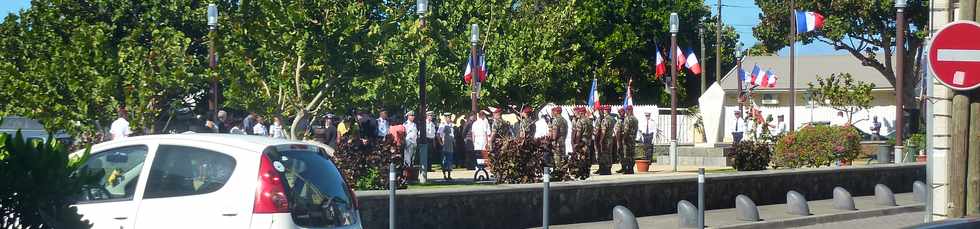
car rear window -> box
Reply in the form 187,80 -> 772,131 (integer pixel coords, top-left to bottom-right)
265,148 -> 357,227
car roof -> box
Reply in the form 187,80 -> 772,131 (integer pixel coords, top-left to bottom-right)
91,133 -> 314,153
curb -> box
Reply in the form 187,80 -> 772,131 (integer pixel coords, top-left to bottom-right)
718,204 -> 924,229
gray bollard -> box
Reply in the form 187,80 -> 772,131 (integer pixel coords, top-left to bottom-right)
735,194 -> 760,221
613,206 -> 639,229
833,187 -> 857,211
678,200 -> 698,228
786,190 -> 811,216
913,181 -> 927,203
875,184 -> 897,206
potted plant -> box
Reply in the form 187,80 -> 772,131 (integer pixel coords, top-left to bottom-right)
635,148 -> 651,172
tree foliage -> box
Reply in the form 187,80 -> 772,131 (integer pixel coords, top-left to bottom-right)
753,0 -> 927,107
0,0 -> 739,138
807,73 -> 875,123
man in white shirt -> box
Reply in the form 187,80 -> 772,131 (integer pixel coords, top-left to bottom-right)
420,111 -> 437,173
109,107 -> 132,140
470,111 -> 491,160
377,111 -> 390,140
253,115 -> 268,136
732,111 -> 745,143
774,115 -> 787,136
403,111 -> 419,167
533,113 -> 549,139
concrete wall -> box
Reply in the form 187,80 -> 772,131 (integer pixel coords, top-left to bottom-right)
356,164 -> 925,229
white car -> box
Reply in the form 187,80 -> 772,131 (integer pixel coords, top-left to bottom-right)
71,134 -> 362,229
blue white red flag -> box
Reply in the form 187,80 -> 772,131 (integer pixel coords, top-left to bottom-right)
795,10 -> 825,34
587,78 -> 600,109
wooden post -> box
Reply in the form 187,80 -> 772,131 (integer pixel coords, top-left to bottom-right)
968,96 -> 980,216
949,94 -> 969,218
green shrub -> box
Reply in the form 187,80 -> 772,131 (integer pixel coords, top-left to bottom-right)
488,135 -> 551,184
0,131 -> 96,229
774,125 -> 862,168
727,140 -> 772,171
332,136 -> 403,190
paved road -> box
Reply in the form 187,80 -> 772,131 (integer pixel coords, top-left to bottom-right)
788,212 -> 925,229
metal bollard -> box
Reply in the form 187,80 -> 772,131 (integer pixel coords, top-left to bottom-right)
913,181 -> 927,203
389,163 -> 396,229
786,190 -> 811,216
613,206 -> 639,229
875,184 -> 897,206
832,187 -> 857,211
698,168 -> 705,229
735,194 -> 760,221
543,166 -> 551,229
678,200 -> 698,228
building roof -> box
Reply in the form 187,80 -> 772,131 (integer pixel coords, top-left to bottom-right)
719,55 -> 895,92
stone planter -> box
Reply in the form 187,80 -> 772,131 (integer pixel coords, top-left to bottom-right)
635,159 -> 651,172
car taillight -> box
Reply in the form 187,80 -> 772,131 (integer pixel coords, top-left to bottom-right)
254,156 -> 289,213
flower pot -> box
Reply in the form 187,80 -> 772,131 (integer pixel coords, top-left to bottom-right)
916,155 -> 927,162
635,159 -> 651,172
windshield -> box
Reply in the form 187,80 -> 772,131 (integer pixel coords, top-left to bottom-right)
265,148 -> 357,227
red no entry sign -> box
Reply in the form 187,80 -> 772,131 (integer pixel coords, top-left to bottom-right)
929,21 -> 980,91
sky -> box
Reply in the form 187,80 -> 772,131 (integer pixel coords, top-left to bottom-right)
2,0 -> 844,56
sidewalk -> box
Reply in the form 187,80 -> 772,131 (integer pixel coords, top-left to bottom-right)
541,193 -> 922,229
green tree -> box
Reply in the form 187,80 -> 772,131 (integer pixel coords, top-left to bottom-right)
807,73 -> 875,123
753,0 -> 927,107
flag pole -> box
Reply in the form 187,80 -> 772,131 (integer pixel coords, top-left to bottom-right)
789,0 -> 797,132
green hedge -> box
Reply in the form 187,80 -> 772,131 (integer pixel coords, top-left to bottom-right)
774,125 -> 862,168
728,140 -> 772,171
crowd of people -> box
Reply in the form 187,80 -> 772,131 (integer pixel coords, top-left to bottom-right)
106,103 -> 660,181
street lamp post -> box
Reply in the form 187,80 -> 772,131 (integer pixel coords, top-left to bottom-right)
894,0 -> 907,163
736,43 -> 743,115
669,13 -> 679,172
416,0 -> 429,185
207,4 -> 219,124
470,24 -> 480,115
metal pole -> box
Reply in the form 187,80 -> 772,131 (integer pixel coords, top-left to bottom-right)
925,40 -> 934,223
670,29 -> 679,172
895,4 -> 907,164
698,168 -> 705,229
700,26 -> 706,95
470,24 -> 480,115
418,57 -> 428,183
209,26 -> 218,123
543,166 -> 551,229
789,0 -> 796,132
389,163 -> 396,229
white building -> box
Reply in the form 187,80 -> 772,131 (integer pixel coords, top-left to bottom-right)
699,55 -> 898,145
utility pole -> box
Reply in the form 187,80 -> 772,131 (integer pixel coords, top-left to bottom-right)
715,0 -> 722,97
669,13 -> 679,172
700,26 -> 706,95
789,0 -> 797,132
894,0 -> 907,163
470,24 -> 480,115
207,4 -> 219,124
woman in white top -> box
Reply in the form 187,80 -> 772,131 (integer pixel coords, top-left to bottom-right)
253,115 -> 268,136
269,116 -> 286,139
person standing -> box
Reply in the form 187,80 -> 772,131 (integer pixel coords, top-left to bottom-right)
774,115 -> 787,136
470,111 -> 491,161
437,113 -> 456,180
217,110 -> 229,133
514,106 -> 535,139
403,111 -> 419,167
571,106 -> 594,179
733,111 -> 745,143
270,116 -> 286,139
377,110 -> 390,141
640,112 -> 656,161
548,107 -> 568,169
110,107 -> 132,140
489,108 -> 512,149
613,108 -> 626,173
462,114 -> 477,170
596,106 -> 616,175
253,115 -> 268,136
619,106 -> 639,174
243,112 -> 257,135
420,111 -> 437,173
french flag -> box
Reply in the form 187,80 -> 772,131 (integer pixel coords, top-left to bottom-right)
655,46 -> 666,79
766,70 -> 778,88
463,50 -> 487,84
587,78 -> 600,109
760,69 -> 772,87
753,66 -> 768,86
685,47 -> 702,76
795,10 -> 825,34
674,46 -> 687,70
750,64 -> 762,85
739,68 -> 751,83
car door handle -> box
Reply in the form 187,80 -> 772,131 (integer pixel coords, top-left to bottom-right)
113,216 -> 127,220
221,213 -> 238,217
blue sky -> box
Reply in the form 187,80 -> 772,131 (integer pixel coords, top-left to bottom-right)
3,0 -> 843,56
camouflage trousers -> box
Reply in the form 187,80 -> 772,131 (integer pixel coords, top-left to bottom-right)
597,141 -> 614,174
620,139 -> 636,169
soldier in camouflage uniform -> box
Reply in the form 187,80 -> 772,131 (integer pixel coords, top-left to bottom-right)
489,108 -> 512,151
571,106 -> 594,179
619,106 -> 639,174
595,105 -> 616,175
613,108 -> 626,173
548,107 -> 568,169
514,106 -> 535,139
